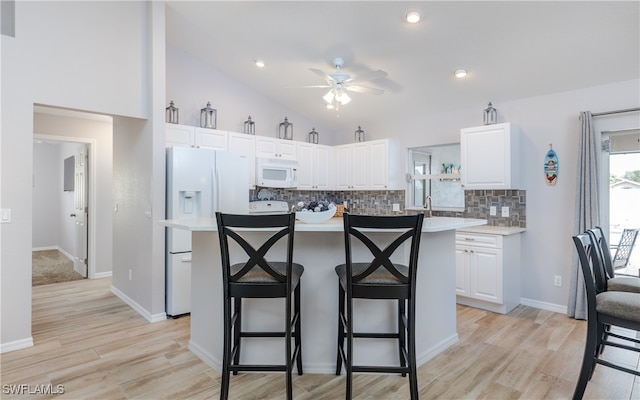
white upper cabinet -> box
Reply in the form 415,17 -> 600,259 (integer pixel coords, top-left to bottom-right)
369,139 -> 404,190
334,140 -> 403,191
255,137 -> 297,160
194,128 -> 228,150
460,123 -> 519,189
334,143 -> 369,190
166,123 -> 195,148
228,132 -> 256,188
166,123 -> 228,150
296,143 -> 333,190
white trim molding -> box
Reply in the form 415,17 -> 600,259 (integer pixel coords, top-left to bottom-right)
110,285 -> 167,323
0,337 -> 34,354
520,297 -> 568,315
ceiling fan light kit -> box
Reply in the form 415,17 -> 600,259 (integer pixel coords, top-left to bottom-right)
301,57 -> 387,109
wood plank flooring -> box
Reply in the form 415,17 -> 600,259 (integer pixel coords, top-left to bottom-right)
1,278 -> 638,399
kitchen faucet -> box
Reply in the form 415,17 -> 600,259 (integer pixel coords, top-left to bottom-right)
424,195 -> 432,217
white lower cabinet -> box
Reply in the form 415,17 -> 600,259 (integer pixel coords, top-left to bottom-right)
455,231 -> 521,314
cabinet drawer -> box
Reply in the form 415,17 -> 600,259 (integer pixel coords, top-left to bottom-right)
456,233 -> 502,248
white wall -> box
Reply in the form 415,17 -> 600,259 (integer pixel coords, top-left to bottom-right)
166,45 -> 336,144
1,1 -> 154,352
32,143 -> 62,249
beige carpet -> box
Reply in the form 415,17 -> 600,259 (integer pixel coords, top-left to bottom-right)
32,250 -> 84,286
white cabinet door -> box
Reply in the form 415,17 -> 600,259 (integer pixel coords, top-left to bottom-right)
335,145 -> 353,190
195,128 -> 227,150
256,137 -> 297,160
469,247 -> 502,304
228,132 -> 256,187
455,246 -> 469,296
296,143 -> 314,189
351,142 -> 369,190
369,140 -> 389,189
314,145 -> 332,190
460,123 -> 519,189
166,124 -> 194,147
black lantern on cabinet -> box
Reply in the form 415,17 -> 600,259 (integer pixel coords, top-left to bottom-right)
354,125 -> 365,142
483,102 -> 497,125
200,101 -> 217,129
244,116 -> 255,135
165,101 -> 179,124
308,127 -> 319,144
278,117 -> 293,140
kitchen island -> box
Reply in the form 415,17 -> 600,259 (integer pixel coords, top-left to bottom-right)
160,216 -> 486,373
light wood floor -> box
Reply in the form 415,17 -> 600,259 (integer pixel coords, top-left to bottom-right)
1,278 -> 638,399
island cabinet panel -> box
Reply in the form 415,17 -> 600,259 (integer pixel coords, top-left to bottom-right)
460,123 -> 519,190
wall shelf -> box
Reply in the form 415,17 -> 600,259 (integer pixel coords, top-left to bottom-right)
428,174 -> 461,182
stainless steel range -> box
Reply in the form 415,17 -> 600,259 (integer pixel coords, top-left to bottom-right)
248,201 -> 290,215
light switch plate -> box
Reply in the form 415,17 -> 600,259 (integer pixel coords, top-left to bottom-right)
392,203 -> 400,212
501,206 -> 509,217
1,208 -> 11,223
489,206 -> 496,216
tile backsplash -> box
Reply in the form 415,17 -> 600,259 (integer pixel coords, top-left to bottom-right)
250,188 -> 526,227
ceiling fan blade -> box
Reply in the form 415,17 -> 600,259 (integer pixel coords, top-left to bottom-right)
345,85 -> 385,95
348,69 -> 388,84
287,84 -> 333,89
309,68 -> 334,82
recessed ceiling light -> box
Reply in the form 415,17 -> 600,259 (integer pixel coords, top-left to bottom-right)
255,59 -> 265,68
406,11 -> 421,24
454,69 -> 468,78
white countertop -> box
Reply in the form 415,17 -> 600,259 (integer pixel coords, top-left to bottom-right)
160,216 -> 487,233
457,225 -> 526,235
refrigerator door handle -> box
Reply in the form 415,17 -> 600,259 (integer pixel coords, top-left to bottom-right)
180,256 -> 192,263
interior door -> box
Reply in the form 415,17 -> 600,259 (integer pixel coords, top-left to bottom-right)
72,146 -> 88,277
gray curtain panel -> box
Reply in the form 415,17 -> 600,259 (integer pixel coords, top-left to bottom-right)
568,111 -> 600,319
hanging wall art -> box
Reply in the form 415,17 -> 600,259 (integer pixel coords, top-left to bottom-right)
544,144 -> 558,186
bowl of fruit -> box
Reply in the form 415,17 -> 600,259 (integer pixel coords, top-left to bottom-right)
293,201 -> 337,224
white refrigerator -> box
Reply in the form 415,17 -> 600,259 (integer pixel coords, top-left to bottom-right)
166,146 -> 250,316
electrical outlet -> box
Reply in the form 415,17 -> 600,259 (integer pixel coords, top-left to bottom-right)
501,206 -> 510,217
489,206 -> 496,216
392,203 -> 400,212
129,269 -> 133,281
554,275 -> 562,287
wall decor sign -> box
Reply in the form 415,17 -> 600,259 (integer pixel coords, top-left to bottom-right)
544,144 -> 558,186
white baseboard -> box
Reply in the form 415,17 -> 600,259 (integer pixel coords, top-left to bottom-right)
0,337 -> 34,354
110,285 -> 167,323
189,340 -> 222,372
93,271 -> 112,279
32,246 -> 74,261
520,297 -> 567,314
416,333 -> 459,366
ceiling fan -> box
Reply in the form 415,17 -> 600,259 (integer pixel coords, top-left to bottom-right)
301,58 -> 388,108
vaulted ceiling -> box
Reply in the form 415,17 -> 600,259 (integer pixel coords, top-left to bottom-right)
166,1 -> 639,132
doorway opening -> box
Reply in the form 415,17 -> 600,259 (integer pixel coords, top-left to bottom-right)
32,139 -> 89,286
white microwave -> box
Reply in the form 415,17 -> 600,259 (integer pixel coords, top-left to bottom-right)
256,157 -> 298,188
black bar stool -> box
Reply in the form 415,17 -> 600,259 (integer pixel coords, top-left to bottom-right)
215,212 -> 304,400
334,212 -> 424,400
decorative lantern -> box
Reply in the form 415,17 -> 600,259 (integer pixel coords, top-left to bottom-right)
244,116 -> 255,135
308,127 -> 319,144
483,102 -> 497,125
200,101 -> 217,129
278,117 -> 293,140
354,125 -> 365,142
165,101 -> 179,124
